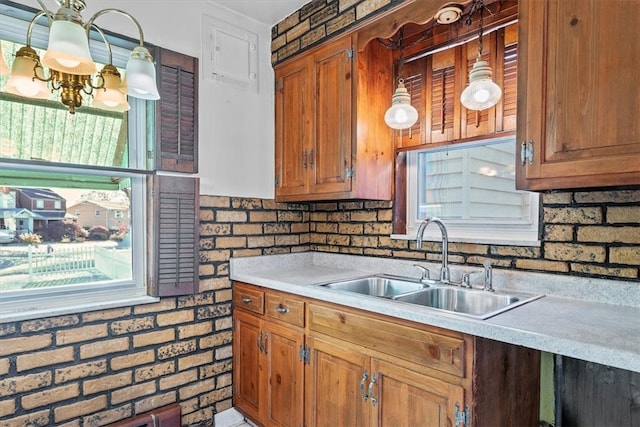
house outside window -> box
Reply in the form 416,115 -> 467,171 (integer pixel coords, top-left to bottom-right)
114,210 -> 123,219
95,210 -> 101,217
36,199 -> 44,209
404,136 -> 540,244
54,200 -> 61,210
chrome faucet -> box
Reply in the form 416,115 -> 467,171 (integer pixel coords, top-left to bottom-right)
416,217 -> 450,282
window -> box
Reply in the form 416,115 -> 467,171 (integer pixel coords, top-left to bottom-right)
0,10 -> 156,321
114,210 -> 123,219
404,136 -> 540,245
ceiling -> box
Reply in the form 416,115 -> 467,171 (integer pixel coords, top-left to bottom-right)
210,0 -> 311,26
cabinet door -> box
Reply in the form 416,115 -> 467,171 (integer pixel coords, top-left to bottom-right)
371,359 -> 465,427
309,36 -> 353,195
233,310 -> 262,422
517,0 -> 640,190
264,322 -> 305,427
275,58 -> 309,198
305,336 -> 370,427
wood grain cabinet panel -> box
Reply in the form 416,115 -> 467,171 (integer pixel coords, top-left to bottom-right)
516,0 -> 640,190
233,281 -> 540,427
275,34 -> 394,202
233,283 -> 304,427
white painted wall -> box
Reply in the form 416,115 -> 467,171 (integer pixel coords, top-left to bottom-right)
14,0 -> 276,199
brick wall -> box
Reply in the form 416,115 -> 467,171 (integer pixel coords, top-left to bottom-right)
271,0 -> 405,63
1,189 -> 637,425
308,190 -> 640,280
0,197 -> 309,427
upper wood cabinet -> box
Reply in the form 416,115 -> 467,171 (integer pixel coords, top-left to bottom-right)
397,23 -> 518,150
155,48 -> 199,174
275,34 -> 394,202
516,0 -> 640,190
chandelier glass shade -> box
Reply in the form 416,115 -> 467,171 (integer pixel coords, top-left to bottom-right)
6,0 -> 159,114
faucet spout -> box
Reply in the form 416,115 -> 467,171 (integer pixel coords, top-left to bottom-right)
416,217 -> 449,282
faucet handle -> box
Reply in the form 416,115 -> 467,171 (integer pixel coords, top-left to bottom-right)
413,264 -> 431,281
461,270 -> 482,288
482,261 -> 493,292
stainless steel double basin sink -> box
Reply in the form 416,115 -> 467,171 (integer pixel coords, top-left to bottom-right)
318,275 -> 542,320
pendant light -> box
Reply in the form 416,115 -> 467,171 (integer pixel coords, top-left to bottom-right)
384,30 -> 418,130
460,0 -> 502,111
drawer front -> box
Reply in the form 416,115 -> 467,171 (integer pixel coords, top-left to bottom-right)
265,291 -> 305,328
233,283 -> 264,315
308,303 -> 465,377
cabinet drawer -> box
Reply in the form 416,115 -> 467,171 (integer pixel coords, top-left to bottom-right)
265,291 -> 305,328
308,303 -> 465,377
233,283 -> 264,315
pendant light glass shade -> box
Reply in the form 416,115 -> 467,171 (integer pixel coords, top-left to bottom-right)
460,57 -> 502,110
5,46 -> 51,99
123,46 -> 160,100
384,79 -> 419,130
91,65 -> 130,112
42,20 -> 97,75
0,44 -> 10,75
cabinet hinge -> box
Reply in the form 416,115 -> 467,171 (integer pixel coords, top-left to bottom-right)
299,345 -> 310,364
346,47 -> 354,60
454,403 -> 470,427
520,140 -> 534,165
346,167 -> 355,179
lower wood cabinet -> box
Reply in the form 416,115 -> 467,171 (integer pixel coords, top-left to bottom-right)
233,283 -> 305,427
233,282 -> 540,427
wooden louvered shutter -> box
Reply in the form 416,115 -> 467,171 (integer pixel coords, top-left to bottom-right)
152,174 -> 199,296
498,23 -> 518,132
156,48 -> 199,173
397,58 -> 427,149
428,47 -> 460,144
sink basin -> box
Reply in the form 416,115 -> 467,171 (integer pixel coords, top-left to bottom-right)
319,275 -> 428,297
393,287 -> 542,319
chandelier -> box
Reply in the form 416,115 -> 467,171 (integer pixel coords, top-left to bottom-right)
5,0 -> 160,114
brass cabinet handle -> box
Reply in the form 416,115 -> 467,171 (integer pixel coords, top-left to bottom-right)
302,149 -> 308,169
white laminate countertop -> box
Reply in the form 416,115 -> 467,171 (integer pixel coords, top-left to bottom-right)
230,252 -> 640,373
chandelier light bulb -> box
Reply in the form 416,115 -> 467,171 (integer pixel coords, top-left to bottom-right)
384,79 -> 419,130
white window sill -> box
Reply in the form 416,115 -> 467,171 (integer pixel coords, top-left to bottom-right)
391,233 -> 541,247
0,294 -> 159,323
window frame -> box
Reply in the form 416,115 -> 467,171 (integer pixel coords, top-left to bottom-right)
395,136 -> 541,246
0,4 -> 159,322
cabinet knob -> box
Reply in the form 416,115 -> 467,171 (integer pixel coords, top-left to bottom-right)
275,304 -> 290,314
241,296 -> 253,304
